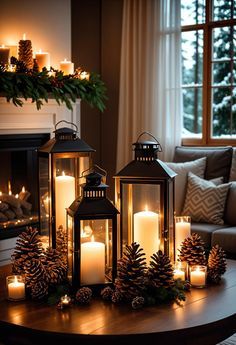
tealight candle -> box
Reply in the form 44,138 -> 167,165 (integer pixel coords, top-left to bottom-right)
173,262 -> 186,281
35,49 -> 50,71
79,71 -> 90,80
6,275 -> 25,301
190,265 -> 207,288
60,294 -> 71,306
60,58 -> 74,75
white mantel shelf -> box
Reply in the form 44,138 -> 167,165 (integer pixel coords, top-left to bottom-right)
0,97 -> 81,136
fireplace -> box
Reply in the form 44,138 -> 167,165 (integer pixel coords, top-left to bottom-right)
0,133 -> 50,240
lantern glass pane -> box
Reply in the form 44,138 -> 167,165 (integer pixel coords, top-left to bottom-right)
80,219 -> 112,285
121,183 -> 161,264
38,156 -> 50,244
54,155 -> 90,230
168,180 -> 175,261
67,214 -> 73,284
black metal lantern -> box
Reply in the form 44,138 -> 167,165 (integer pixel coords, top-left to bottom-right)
114,132 -> 176,263
66,166 -> 119,289
38,120 -> 95,248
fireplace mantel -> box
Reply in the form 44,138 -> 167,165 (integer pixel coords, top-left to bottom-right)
0,97 -> 81,136
0,97 -> 81,266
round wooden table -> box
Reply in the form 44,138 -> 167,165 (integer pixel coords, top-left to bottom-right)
0,260 -> 236,345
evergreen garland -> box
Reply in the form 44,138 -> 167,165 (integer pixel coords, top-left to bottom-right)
0,59 -> 107,111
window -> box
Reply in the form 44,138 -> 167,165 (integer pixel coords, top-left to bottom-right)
181,0 -> 236,145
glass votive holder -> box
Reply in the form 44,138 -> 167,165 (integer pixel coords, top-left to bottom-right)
6,275 -> 26,301
175,216 -> 191,261
190,265 -> 207,288
173,261 -> 187,281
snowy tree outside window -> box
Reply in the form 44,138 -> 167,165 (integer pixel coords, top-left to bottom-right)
181,0 -> 236,142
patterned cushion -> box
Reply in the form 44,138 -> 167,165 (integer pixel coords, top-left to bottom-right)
166,157 -> 206,215
182,172 -> 230,225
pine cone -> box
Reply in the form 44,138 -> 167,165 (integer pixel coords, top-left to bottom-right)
147,250 -> 174,289
44,247 -> 67,285
76,287 -> 92,304
207,244 -> 227,284
131,296 -> 145,309
179,233 -> 206,265
111,290 -> 123,304
24,258 -> 47,288
115,242 -> 147,301
101,286 -> 113,301
18,39 -> 33,69
56,226 -> 68,264
31,280 -> 48,300
12,227 -> 43,275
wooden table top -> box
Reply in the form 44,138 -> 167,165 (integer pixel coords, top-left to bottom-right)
0,260 -> 236,345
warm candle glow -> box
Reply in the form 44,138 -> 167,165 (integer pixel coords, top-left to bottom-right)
7,275 -> 25,300
0,191 -> 2,196
35,49 -> 50,71
190,265 -> 207,288
175,216 -> 191,261
23,33 -> 26,40
59,58 -> 74,75
81,234 -> 105,285
22,186 -> 25,193
134,208 -> 159,263
15,194 -> 19,199
80,71 -> 90,80
8,181 -> 12,195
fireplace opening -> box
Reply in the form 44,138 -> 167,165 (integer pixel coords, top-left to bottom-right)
0,133 -> 50,239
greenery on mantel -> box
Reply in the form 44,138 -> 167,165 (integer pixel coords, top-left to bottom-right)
0,64 -> 107,111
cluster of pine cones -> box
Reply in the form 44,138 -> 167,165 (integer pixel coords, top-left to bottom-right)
12,227 -> 67,300
178,233 -> 227,284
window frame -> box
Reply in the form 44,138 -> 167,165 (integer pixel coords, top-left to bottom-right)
181,0 -> 236,146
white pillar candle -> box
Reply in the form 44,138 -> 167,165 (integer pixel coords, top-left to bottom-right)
60,58 -> 74,75
55,172 -> 75,230
0,45 -> 10,64
35,49 -> 50,70
175,216 -> 191,260
190,266 -> 206,287
81,236 -> 105,285
7,276 -> 25,300
134,209 -> 159,264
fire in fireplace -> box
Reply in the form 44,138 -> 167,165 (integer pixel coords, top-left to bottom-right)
0,133 -> 50,239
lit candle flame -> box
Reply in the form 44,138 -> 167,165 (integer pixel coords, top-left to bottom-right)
22,186 -> 25,193
62,171 -> 65,176
23,33 -> 26,40
8,181 -> 12,195
14,276 -> 18,284
91,235 -> 94,242
0,191 -> 2,196
63,58 -> 67,62
15,194 -> 19,199
145,205 -> 148,212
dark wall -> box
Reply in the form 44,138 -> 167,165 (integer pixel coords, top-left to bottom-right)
71,0 -> 123,200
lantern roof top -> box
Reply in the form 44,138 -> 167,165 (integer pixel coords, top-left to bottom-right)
114,159 -> 177,179
67,197 -> 119,216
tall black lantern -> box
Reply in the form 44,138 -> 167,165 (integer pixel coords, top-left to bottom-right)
66,166 -> 119,289
38,120 -> 95,248
114,132 -> 176,263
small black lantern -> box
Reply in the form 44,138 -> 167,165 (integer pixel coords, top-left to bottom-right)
114,132 -> 176,262
38,120 -> 95,248
66,166 -> 119,289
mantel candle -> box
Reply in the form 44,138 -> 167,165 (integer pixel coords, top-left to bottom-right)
134,207 -> 159,264
55,171 -> 75,230
6,275 -> 25,301
0,45 -> 10,64
81,236 -> 105,285
60,58 -> 74,75
35,49 -> 50,71
175,216 -> 191,260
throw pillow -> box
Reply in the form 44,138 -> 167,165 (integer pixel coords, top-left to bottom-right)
165,157 -> 206,215
182,172 -> 230,225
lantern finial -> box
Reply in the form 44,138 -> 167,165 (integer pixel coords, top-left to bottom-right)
133,132 -> 162,161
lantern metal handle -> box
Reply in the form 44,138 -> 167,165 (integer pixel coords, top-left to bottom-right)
55,120 -> 78,132
136,132 -> 162,152
81,164 -> 107,178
